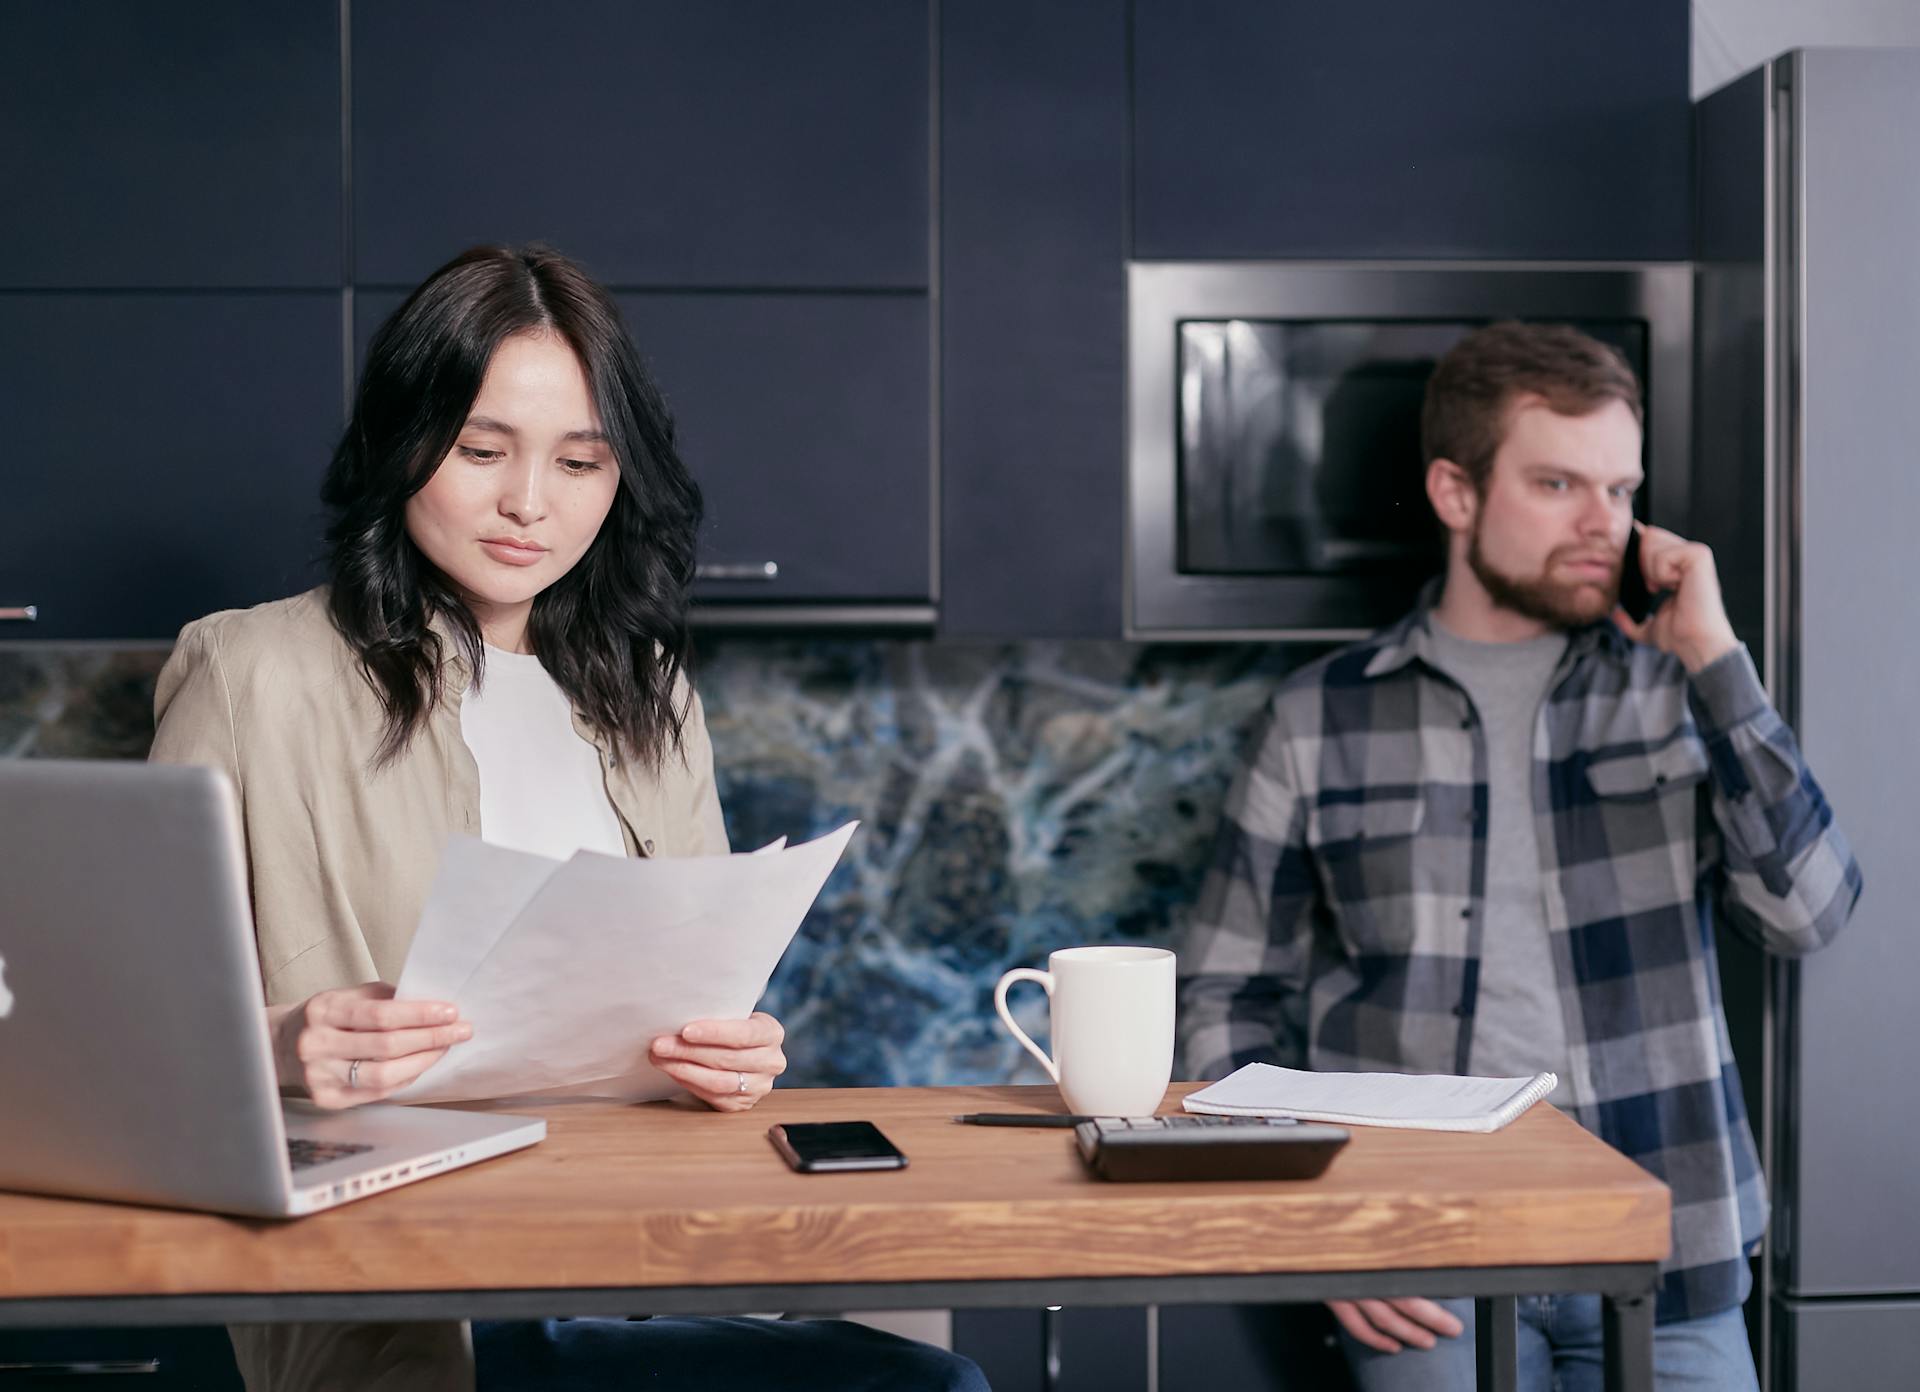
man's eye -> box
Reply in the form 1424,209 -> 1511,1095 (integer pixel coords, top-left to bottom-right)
459,446 -> 504,463
1610,485 -> 1639,500
1540,478 -> 1569,492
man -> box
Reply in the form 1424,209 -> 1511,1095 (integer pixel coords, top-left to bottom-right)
1177,322 -> 1861,1391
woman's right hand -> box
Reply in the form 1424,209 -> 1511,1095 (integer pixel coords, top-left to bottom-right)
266,982 -> 473,1108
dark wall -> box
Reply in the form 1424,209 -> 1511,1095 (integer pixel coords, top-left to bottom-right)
2,0 -> 1691,645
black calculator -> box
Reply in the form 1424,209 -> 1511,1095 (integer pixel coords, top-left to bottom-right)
1073,1114 -> 1349,1182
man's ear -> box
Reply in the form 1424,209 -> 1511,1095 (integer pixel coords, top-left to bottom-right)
1426,457 -> 1477,535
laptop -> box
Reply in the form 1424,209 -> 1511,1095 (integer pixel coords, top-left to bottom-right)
0,759 -> 544,1218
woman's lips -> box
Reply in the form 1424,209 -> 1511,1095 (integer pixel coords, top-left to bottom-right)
479,539 -> 547,567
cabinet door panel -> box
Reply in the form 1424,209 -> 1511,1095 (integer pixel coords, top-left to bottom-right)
355,291 -> 930,603
939,0 -> 1127,637
1780,1301 -> 1920,1390
1,295 -> 341,642
354,1 -> 928,289
0,1327 -> 241,1389
0,1 -> 340,288
1132,1 -> 1689,260
630,294 -> 931,602
1159,1304 -> 1354,1392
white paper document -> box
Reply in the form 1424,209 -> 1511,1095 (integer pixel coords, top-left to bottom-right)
1183,1063 -> 1558,1133
391,822 -> 855,1104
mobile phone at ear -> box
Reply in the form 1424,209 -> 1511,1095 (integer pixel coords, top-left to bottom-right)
1619,527 -> 1659,623
768,1121 -> 908,1173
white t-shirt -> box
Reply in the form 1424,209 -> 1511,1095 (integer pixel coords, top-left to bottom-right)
458,645 -> 626,861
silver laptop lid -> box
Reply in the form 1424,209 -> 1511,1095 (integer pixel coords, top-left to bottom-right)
0,759 -> 292,1213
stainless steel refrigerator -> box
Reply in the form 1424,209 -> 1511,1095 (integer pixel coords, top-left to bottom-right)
1695,47 -> 1920,1390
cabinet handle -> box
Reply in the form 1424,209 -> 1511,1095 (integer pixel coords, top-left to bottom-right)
695,563 -> 779,582
0,1359 -> 161,1374
0,605 -> 38,622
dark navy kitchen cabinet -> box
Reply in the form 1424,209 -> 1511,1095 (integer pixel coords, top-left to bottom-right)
950,1308 -> 1044,1392
0,294 -> 340,641
0,0 -> 341,289
938,0 -> 1128,638
629,293 -> 931,604
953,1303 -> 1353,1392
355,289 -> 932,605
6,0 -> 1703,641
1131,0 -> 1690,261
951,1307 -> 1149,1392
352,0 -> 930,290
1159,1303 -> 1355,1392
0,1326 -> 242,1389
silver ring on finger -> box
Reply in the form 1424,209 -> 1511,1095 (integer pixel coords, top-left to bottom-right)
348,1059 -> 362,1090
736,1070 -> 749,1095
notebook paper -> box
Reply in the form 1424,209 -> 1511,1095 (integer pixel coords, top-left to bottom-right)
1183,1063 -> 1557,1133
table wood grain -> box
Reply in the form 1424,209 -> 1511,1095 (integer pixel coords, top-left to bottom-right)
0,1084 -> 1669,1301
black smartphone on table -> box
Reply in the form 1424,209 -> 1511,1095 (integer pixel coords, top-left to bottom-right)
768,1121 -> 909,1173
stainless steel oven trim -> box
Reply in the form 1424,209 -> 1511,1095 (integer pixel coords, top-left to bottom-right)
1125,261 -> 1694,640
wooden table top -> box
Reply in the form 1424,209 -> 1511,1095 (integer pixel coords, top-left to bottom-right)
0,1084 -> 1670,1302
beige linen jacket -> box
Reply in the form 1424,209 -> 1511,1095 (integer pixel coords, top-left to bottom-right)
148,586 -> 730,1392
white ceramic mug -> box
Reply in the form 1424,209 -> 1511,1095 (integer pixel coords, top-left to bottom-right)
992,945 -> 1175,1116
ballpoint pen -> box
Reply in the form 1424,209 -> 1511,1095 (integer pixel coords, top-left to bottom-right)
950,1113 -> 1096,1128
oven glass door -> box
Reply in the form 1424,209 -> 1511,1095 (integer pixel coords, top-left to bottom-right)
1176,318 -> 1649,579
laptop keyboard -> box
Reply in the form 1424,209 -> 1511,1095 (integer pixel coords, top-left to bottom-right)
287,1138 -> 376,1172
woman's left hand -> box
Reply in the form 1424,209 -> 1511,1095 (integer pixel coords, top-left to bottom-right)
649,1011 -> 787,1111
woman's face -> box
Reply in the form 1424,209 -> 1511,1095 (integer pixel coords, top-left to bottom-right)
405,330 -> 620,652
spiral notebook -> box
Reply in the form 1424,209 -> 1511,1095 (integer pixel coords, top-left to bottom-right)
1183,1063 -> 1558,1133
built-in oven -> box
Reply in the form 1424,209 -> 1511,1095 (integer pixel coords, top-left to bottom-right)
1126,262 -> 1692,639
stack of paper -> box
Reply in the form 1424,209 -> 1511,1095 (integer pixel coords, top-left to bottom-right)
1183,1063 -> 1557,1133
390,823 -> 856,1104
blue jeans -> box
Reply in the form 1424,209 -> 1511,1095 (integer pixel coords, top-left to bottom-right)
474,1316 -> 990,1391
1340,1295 -> 1757,1392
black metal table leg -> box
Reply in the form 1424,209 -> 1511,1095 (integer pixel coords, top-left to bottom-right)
1475,1294 -> 1519,1392
1602,1290 -> 1654,1392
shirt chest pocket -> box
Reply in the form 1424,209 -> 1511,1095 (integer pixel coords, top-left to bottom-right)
600,770 -> 664,858
1308,795 -> 1428,853
1584,739 -> 1711,801
1307,795 -> 1428,956
1582,739 -> 1710,885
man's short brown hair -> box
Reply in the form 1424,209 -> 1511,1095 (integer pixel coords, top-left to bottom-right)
1421,321 -> 1643,491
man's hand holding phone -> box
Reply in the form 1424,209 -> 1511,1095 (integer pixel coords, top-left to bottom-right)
1613,523 -> 1742,673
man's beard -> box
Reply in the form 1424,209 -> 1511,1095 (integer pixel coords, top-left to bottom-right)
1467,523 -> 1619,629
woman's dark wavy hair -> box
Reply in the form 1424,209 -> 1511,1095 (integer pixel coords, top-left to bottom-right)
321,243 -> 702,771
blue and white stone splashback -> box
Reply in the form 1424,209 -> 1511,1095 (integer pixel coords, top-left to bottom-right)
0,637 -> 1313,1087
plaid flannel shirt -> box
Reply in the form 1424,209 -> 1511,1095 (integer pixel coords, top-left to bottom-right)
1177,596 -> 1862,1323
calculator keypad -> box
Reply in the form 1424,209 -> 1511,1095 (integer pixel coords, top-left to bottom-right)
1074,1112 -> 1348,1181
1092,1114 -> 1299,1133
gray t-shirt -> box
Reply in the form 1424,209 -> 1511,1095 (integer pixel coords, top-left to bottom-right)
1425,620 -> 1574,1105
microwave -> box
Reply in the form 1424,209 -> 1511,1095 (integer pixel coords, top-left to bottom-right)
1125,262 -> 1693,640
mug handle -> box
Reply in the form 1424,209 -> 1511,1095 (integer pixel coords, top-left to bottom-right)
993,968 -> 1059,1082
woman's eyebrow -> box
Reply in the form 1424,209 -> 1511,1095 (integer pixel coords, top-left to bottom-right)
461,416 -> 606,445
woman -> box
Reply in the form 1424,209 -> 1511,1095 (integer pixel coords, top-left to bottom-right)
150,244 -> 986,1392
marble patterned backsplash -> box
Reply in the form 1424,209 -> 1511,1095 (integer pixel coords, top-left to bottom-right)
0,637 -> 1313,1088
